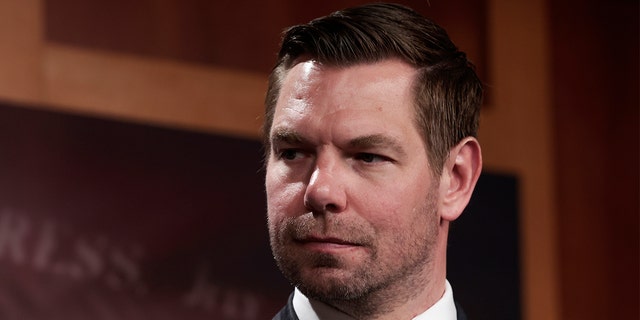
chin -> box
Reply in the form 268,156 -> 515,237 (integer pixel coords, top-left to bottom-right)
298,271 -> 369,301
296,262 -> 377,302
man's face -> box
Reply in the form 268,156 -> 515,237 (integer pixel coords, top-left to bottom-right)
265,59 -> 441,302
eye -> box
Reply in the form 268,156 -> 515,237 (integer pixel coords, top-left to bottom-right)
278,149 -> 303,161
355,153 -> 388,163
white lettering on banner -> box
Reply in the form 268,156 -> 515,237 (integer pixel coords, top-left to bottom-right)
0,209 -> 30,265
76,238 -> 104,276
33,221 -> 57,271
0,207 -> 268,319
0,208 -> 144,291
184,262 -> 261,320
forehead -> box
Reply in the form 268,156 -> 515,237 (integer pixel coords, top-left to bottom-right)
272,59 -> 420,137
271,59 -> 422,145
282,59 -> 416,98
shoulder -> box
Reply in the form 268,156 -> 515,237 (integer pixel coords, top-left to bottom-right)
455,301 -> 468,320
272,292 -> 298,320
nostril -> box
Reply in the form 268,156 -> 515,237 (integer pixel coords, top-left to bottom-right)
324,203 -> 338,212
303,199 -> 313,211
303,198 -> 339,214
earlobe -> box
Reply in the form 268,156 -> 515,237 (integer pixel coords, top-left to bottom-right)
439,137 -> 482,222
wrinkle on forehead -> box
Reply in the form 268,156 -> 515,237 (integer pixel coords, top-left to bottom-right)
278,60 -> 322,118
290,60 -> 320,98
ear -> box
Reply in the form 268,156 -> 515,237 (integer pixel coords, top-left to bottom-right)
438,137 -> 482,222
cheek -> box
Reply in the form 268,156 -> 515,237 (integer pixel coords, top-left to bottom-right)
356,179 -> 433,228
266,169 -> 307,219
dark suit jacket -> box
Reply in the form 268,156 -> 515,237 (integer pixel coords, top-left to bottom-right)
272,292 -> 468,320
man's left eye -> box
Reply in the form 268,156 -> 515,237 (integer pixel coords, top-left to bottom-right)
355,153 -> 386,163
278,149 -> 302,160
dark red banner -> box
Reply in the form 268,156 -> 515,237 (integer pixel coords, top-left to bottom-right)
0,102 -> 289,319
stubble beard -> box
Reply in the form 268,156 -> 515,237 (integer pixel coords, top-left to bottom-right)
268,191 -> 440,318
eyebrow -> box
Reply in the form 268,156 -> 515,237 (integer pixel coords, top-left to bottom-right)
270,128 -> 407,156
348,134 -> 407,157
270,127 -> 308,146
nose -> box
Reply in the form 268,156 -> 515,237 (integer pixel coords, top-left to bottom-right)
303,158 -> 347,214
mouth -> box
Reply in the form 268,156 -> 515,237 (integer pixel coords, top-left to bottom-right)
294,235 -> 364,252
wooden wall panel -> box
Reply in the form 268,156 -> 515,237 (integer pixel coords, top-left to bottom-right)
44,0 -> 286,73
44,0 -> 487,78
42,44 -> 267,138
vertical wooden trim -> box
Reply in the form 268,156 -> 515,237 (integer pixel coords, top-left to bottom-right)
0,0 -> 44,103
482,1 -> 559,319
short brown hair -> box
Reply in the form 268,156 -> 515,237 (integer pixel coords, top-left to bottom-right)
263,3 -> 483,175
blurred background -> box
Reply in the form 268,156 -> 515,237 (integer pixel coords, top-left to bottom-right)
0,0 -> 637,319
